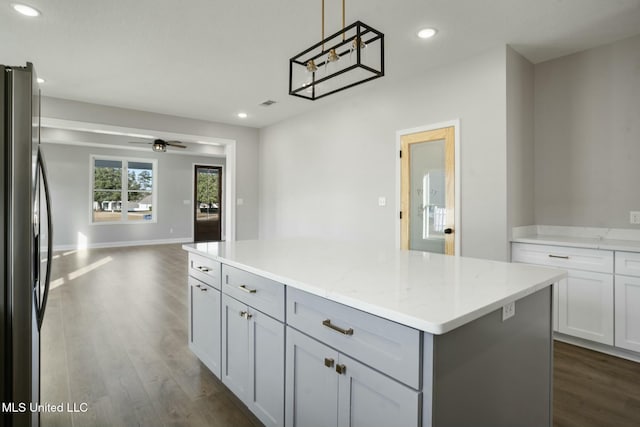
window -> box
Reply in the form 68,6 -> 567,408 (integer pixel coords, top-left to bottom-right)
91,156 -> 157,223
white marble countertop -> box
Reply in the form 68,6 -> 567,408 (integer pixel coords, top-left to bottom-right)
512,225 -> 640,252
183,239 -> 565,335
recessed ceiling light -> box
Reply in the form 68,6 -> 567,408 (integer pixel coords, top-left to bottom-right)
12,3 -> 40,17
417,28 -> 437,39
237,112 -> 248,119
37,77 -> 45,84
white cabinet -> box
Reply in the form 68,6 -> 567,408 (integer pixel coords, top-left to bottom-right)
557,271 -> 614,344
615,251 -> 640,352
512,242 -> 614,344
286,328 -> 420,427
189,277 -> 222,377
222,293 -> 285,427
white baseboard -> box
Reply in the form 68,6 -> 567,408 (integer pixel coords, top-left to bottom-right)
53,237 -> 192,252
554,333 -> 640,363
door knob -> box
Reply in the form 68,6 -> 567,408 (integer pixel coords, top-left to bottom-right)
444,228 -> 453,234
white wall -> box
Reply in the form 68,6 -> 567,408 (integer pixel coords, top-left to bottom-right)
41,97 -> 260,240
259,47 -> 511,261
534,34 -> 640,228
42,143 -> 225,249
506,47 -> 535,249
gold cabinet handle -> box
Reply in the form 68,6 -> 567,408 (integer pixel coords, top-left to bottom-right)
322,319 -> 354,336
238,284 -> 257,294
239,310 -> 253,320
324,358 -> 334,368
335,364 -> 347,375
548,254 -> 569,259
196,265 -> 211,272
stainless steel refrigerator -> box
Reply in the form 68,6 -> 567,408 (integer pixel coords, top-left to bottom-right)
1,63 -> 52,427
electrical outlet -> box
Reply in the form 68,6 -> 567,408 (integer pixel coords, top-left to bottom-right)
378,197 -> 387,207
502,301 -> 515,321
631,211 -> 640,225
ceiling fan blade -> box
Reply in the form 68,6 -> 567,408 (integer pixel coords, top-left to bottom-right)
166,142 -> 187,148
128,141 -> 152,145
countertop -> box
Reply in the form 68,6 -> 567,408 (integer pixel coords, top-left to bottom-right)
511,225 -> 640,252
183,239 -> 565,335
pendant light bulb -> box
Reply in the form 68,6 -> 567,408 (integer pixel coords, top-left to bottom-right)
306,59 -> 318,73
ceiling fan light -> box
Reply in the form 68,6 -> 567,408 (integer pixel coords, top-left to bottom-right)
152,141 -> 166,152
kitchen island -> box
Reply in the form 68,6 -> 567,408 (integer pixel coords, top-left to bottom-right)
183,239 -> 566,427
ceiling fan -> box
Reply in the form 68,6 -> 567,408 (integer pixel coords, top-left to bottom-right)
129,138 -> 187,152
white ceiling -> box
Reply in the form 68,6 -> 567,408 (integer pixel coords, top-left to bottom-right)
2,0 -> 640,128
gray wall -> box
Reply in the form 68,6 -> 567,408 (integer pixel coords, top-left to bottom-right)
41,97 -> 260,241
259,47 -> 511,261
506,47 -> 535,246
42,143 -> 224,248
534,34 -> 640,228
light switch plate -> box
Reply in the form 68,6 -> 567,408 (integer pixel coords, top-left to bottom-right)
630,211 -> 640,224
378,197 -> 386,207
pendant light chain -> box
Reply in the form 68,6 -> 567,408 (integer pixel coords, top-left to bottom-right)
342,0 -> 345,41
321,0 -> 325,50
321,0 -> 346,49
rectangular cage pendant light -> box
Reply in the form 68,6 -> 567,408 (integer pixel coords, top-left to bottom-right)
289,20 -> 384,101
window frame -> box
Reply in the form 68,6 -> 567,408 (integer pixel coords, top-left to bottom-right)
90,155 -> 158,225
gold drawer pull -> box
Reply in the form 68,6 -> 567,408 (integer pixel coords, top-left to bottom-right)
195,265 -> 211,272
238,284 -> 257,294
324,358 -> 334,368
322,319 -> 354,336
239,311 -> 253,319
548,254 -> 569,259
335,364 -> 347,375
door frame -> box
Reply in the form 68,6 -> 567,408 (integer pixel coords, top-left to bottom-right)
192,162 -> 226,241
395,119 -> 461,254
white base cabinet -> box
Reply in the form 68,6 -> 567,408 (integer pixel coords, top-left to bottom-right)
286,327 -> 420,427
188,277 -> 221,378
557,271 -> 614,345
615,274 -> 640,352
512,242 -> 615,346
222,294 -> 285,427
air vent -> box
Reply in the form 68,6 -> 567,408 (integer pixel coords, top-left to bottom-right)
260,100 -> 277,107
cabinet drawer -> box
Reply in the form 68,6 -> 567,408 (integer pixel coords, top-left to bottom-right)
222,265 -> 285,322
189,253 -> 221,289
512,243 -> 613,273
287,287 -> 421,389
615,251 -> 640,277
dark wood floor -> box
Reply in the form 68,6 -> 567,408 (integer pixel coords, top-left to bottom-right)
41,244 -> 262,427
41,244 -> 640,427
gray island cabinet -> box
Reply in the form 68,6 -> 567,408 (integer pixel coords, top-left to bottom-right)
184,240 -> 566,427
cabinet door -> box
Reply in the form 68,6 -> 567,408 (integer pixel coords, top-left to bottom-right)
615,275 -> 640,353
249,310 -> 285,427
286,328 -> 339,427
222,294 -> 250,401
337,354 -> 420,427
558,271 -> 614,345
189,278 -> 221,378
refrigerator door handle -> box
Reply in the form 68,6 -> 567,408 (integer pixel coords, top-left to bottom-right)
36,147 -> 53,331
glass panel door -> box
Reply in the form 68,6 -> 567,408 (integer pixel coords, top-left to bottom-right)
409,140 -> 446,253
194,165 -> 222,242
400,126 -> 455,255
